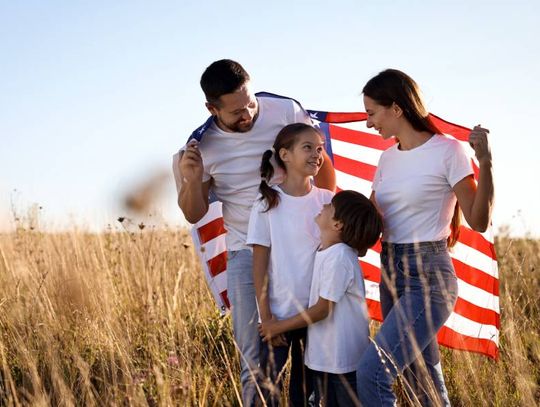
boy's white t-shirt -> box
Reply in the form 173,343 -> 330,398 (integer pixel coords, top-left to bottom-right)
372,135 -> 474,243
172,96 -> 311,251
304,243 -> 370,374
246,185 -> 334,320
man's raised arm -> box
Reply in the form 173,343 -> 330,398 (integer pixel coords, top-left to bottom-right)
172,140 -> 211,224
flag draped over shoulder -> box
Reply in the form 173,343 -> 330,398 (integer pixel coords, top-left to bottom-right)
188,100 -> 500,360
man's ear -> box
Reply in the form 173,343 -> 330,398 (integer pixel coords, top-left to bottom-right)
392,102 -> 403,118
206,102 -> 219,116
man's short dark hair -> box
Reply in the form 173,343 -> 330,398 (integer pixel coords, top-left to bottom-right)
200,59 -> 250,106
332,190 -> 383,256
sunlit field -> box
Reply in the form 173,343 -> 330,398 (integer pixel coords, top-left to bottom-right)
0,219 -> 538,406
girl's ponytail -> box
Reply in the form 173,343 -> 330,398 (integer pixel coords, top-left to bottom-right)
259,149 -> 280,211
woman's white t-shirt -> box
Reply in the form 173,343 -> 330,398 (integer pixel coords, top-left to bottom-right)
304,243 -> 370,374
246,185 -> 334,320
372,135 -> 473,243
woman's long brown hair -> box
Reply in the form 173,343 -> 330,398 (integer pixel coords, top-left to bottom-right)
363,69 -> 461,247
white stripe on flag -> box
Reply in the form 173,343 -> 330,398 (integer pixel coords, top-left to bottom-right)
457,279 -> 500,313
452,242 -> 499,278
336,170 -> 372,195
331,139 -> 383,166
361,249 -> 381,269
199,234 -> 227,262
445,312 -> 500,344
365,280 -> 381,302
199,200 -> 223,224
207,268 -> 227,293
330,121 -> 376,133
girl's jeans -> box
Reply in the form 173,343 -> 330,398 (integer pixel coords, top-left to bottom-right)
357,240 -> 458,407
258,328 -> 313,407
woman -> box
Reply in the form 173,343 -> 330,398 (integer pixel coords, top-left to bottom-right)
356,69 -> 494,406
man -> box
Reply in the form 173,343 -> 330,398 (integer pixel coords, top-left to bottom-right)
173,59 -> 335,405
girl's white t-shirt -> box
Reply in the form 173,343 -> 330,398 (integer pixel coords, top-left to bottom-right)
372,135 -> 474,243
304,243 -> 370,374
246,185 -> 334,320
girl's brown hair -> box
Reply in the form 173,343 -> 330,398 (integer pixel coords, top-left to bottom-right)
259,123 -> 323,211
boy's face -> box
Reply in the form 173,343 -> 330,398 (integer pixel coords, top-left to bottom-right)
315,202 -> 337,233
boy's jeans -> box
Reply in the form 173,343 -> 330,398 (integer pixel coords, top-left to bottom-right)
357,240 -> 457,407
226,249 -> 260,405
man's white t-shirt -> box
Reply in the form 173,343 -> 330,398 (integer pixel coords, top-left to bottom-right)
173,95 -> 311,251
246,186 -> 334,320
304,243 -> 370,374
372,135 -> 474,243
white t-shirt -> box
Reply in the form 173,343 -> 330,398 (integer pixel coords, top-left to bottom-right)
372,135 -> 473,243
304,243 -> 370,374
246,186 -> 334,320
173,95 -> 311,251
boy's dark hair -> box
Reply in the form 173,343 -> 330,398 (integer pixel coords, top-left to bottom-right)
332,190 -> 383,256
200,59 -> 250,106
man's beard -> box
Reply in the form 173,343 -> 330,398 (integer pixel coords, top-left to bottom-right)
217,112 -> 258,133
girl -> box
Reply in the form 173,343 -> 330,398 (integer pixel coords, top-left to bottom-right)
356,69 -> 494,406
246,123 -> 334,406
259,190 -> 383,407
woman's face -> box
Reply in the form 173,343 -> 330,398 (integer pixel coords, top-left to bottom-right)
364,95 -> 397,140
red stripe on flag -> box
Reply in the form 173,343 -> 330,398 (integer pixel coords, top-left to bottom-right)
360,261 -> 381,284
329,125 -> 394,150
458,225 -> 497,259
453,297 -> 500,327
372,240 -> 382,253
453,258 -> 499,296
324,112 -> 368,122
429,114 -> 471,142
366,298 -> 383,322
437,325 -> 498,359
220,290 -> 230,309
333,154 -> 377,181
198,217 -> 227,244
207,252 -> 227,277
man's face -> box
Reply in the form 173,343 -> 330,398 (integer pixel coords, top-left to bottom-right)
207,83 -> 258,133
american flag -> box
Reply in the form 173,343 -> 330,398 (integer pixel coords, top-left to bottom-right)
188,97 -> 499,360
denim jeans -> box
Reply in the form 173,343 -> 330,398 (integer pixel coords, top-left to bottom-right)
258,328 -> 313,407
313,370 -> 359,407
356,240 -> 458,407
227,249 -> 260,406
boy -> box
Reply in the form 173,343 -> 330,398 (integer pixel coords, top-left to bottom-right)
259,190 -> 383,406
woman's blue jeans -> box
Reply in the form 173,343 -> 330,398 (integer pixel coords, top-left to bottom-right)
357,240 -> 458,407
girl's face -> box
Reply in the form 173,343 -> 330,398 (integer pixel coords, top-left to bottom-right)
364,95 -> 398,140
280,130 -> 325,176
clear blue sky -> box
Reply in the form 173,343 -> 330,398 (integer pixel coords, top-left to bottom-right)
1,0 -> 539,236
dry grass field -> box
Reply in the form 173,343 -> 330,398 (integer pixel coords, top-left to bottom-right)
0,219 -> 538,406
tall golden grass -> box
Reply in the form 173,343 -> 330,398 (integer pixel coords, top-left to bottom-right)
0,221 -> 538,406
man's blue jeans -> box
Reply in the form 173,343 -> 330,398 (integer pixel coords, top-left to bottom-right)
227,249 -> 260,405
357,240 -> 457,407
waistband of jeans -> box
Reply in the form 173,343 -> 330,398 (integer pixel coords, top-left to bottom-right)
381,239 -> 448,254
